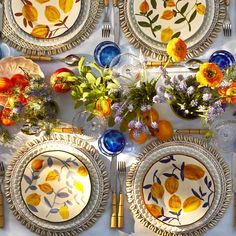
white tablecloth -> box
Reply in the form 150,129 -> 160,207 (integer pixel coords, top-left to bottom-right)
0,1 -> 236,235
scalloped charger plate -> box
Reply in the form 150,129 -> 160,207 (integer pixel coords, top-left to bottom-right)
4,135 -> 109,235
127,136 -> 231,235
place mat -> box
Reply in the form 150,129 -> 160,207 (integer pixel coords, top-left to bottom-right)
127,135 -> 231,235
5,134 -> 109,236
119,0 -> 226,60
2,0 -> 104,55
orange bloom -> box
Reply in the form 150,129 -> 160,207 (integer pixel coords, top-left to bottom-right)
196,63 -> 223,88
218,82 -> 236,103
161,10 -> 175,20
166,38 -> 187,62
196,4 -> 206,15
139,0 -> 149,14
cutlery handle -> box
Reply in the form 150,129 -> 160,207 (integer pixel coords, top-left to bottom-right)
113,0 -> 118,7
176,129 -> 209,135
110,192 -> 117,228
23,55 -> 53,61
0,192 -> 4,228
145,61 -> 174,67
104,0 -> 109,6
234,193 -> 236,228
52,127 -> 82,134
117,192 -> 124,228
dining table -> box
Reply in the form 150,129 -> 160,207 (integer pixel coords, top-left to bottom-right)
0,0 -> 236,236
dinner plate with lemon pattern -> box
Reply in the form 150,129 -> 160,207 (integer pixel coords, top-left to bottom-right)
119,0 -> 225,60
5,134 -> 109,236
127,135 -> 231,235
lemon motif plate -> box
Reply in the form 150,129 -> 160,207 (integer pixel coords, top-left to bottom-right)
2,0 -> 103,54
127,136 -> 231,236
5,134 -> 109,236
21,151 -> 91,222
119,0 -> 225,60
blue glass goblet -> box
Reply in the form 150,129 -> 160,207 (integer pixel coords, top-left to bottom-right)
98,129 -> 126,156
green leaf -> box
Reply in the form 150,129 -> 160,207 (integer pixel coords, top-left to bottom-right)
175,18 -> 185,24
189,10 -> 197,23
78,56 -> 86,73
87,113 -> 95,121
151,14 -> 159,23
147,10 -> 153,17
86,73 -> 96,85
151,0 -> 157,9
74,100 -> 83,109
138,21 -> 151,27
171,31 -> 181,39
107,82 -> 119,89
64,76 -> 77,82
153,25 -> 161,31
96,77 -> 101,86
90,62 -> 102,75
82,92 -> 89,98
108,116 -> 115,127
181,2 -> 189,14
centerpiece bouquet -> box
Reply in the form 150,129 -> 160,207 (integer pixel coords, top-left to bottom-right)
0,72 -> 59,142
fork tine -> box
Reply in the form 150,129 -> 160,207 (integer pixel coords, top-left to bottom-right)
0,162 -> 4,172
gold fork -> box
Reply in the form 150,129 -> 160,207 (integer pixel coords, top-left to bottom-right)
117,161 -> 126,228
0,161 -> 5,228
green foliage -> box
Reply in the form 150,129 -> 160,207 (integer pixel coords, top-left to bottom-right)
64,56 -> 120,112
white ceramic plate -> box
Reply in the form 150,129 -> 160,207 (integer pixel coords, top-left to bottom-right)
127,136 -> 231,235
120,0 -> 225,60
5,135 -> 109,236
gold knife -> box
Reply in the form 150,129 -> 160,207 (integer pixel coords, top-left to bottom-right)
110,155 -> 117,228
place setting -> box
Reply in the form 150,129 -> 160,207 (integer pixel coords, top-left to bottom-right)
0,0 -> 235,236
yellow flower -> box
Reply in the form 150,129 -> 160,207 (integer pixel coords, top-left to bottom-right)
46,170 -> 59,181
26,193 -> 41,206
218,82 -> 236,104
31,25 -> 50,39
146,204 -> 162,218
166,0 -> 176,7
22,4 -> 38,22
77,166 -> 89,177
151,182 -> 164,199
161,27 -> 173,43
183,196 -> 201,212
139,0 -> 149,14
59,205 -> 69,219
196,63 -> 223,88
74,181 -> 84,193
59,0 -> 74,13
196,4 -> 206,15
38,183 -> 53,194
45,6 -> 61,22
167,38 -> 187,62
31,159 -> 44,170
161,10 -> 175,20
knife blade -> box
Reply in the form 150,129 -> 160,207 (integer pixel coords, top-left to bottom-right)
113,0 -> 120,45
0,3 -> 3,37
110,155 -> 117,228
232,153 -> 236,228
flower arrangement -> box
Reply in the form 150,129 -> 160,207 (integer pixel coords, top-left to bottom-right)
0,72 -> 59,142
63,56 -> 120,118
109,38 -> 187,144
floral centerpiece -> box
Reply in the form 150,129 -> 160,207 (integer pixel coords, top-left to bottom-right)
63,56 -> 120,118
0,72 -> 59,142
109,38 -> 187,144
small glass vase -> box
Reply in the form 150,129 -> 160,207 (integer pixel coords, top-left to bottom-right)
170,104 -> 199,120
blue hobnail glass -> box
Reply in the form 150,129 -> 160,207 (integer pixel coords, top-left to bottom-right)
98,129 -> 126,156
94,41 -> 121,67
209,50 -> 235,70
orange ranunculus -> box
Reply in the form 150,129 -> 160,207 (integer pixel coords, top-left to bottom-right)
161,10 -> 175,20
218,82 -> 236,103
166,38 -> 187,62
95,98 -> 112,117
196,63 -> 223,88
166,0 -> 176,7
161,27 -> 173,43
196,3 -> 206,15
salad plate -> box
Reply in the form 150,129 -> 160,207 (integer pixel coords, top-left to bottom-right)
5,134 -> 109,235
2,0 -> 103,54
119,0 -> 226,60
127,135 -> 231,235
